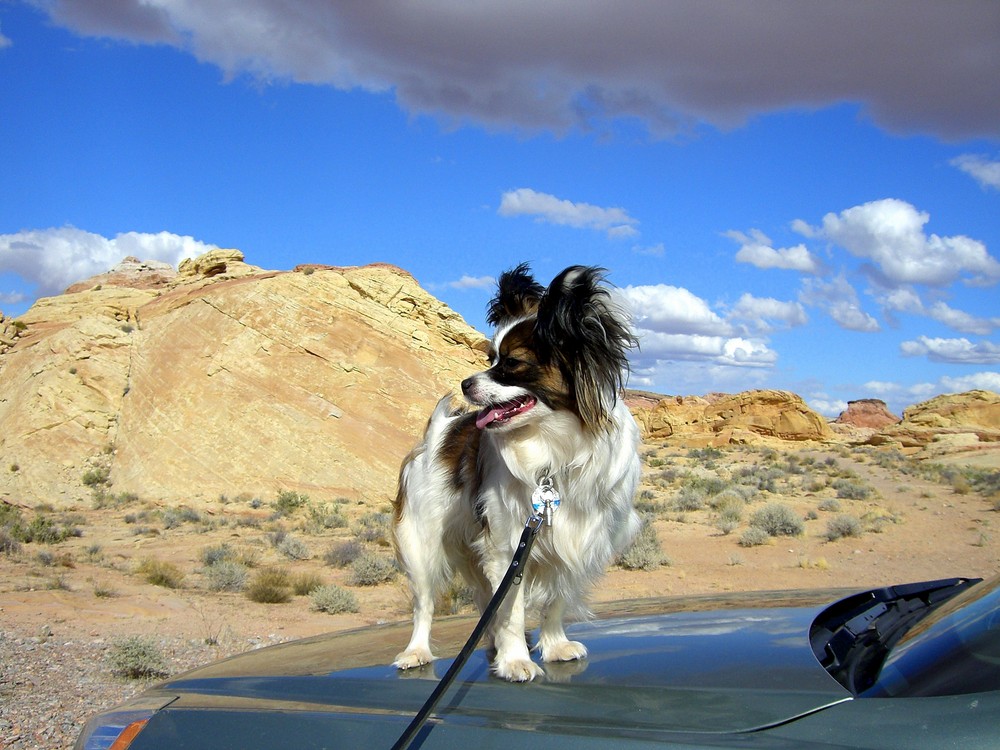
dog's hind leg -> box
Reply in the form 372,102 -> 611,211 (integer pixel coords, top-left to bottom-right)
392,513 -> 443,670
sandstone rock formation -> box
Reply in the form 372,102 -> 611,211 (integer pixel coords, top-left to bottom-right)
873,390 -> 1000,449
834,399 -> 900,429
0,252 -> 487,507
631,389 -> 833,445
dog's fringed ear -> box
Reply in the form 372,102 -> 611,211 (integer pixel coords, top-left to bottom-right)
486,262 -> 545,328
536,266 -> 638,429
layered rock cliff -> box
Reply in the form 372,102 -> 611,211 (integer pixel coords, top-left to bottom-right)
630,389 -> 834,445
0,252 -> 487,507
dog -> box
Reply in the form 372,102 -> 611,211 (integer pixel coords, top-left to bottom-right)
391,263 -> 642,682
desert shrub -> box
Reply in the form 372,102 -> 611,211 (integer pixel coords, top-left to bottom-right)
274,490 -> 308,516
713,493 -> 744,535
162,506 -> 200,529
137,558 -> 185,588
715,518 -> 740,535
634,491 -> 664,515
348,552 -> 398,586
617,516 -> 666,571
672,486 -> 707,512
305,503 -> 348,532
276,535 -> 310,561
246,567 -> 293,603
0,528 -> 21,555
817,498 -> 841,513
832,478 -> 872,501
92,580 -> 119,598
0,502 -> 22,526
16,515 -> 79,544
200,543 -> 233,567
93,491 -> 141,510
435,577 -> 477,615
738,526 -> 771,547
825,514 -> 863,541
749,503 -> 804,537
687,447 -> 724,464
324,540 -> 363,568
311,584 -> 359,614
82,467 -> 110,487
107,635 -> 168,679
735,465 -> 781,494
292,571 -> 324,596
204,561 -> 250,592
353,512 -> 392,545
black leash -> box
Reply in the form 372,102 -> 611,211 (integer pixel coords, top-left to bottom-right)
390,512 -> 545,750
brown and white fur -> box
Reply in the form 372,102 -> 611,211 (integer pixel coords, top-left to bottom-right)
392,264 -> 642,682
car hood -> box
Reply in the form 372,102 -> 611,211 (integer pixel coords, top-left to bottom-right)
141,592 -> 852,738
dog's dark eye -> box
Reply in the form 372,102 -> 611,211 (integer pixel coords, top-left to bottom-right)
500,355 -> 530,373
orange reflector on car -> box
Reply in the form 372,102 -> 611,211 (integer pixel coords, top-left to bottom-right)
108,719 -> 149,750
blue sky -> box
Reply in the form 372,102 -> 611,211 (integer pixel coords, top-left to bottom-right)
1,1 -> 998,417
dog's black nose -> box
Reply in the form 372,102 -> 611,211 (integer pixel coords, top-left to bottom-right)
461,377 -> 475,397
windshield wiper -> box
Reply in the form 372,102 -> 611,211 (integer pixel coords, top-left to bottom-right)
810,577 -> 980,695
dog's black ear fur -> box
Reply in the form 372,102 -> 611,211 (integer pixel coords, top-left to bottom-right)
536,266 -> 638,429
487,262 -> 545,328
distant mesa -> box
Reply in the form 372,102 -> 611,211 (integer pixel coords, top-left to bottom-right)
834,399 -> 900,429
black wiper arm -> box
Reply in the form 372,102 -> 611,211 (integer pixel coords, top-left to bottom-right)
810,577 -> 980,695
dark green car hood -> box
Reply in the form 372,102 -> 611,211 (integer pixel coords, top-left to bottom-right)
140,593 -> 851,738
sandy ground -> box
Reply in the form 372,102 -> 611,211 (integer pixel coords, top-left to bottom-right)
2,440 -> 998,749
3,442 -> 998,647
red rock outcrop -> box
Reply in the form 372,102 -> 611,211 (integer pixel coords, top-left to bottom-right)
835,399 -> 900,429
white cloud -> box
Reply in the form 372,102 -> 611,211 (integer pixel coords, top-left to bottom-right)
811,198 -> 1000,287
727,230 -> 822,273
631,331 -> 776,370
900,336 -> 1000,364
498,188 -> 639,238
940,372 -> 1000,393
808,398 -> 849,418
34,1 -> 1000,139
620,284 -> 776,374
799,275 -> 880,332
926,301 -> 999,336
950,154 -> 1000,190
620,284 -> 732,336
632,243 -> 665,257
728,293 -> 808,333
0,226 -> 216,296
447,274 -> 494,290
875,286 -> 998,334
0,291 -> 26,307
861,373 -> 1000,412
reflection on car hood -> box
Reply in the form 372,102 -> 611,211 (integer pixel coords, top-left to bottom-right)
147,591 -> 852,737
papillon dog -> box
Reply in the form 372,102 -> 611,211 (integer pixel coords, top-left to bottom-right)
392,264 -> 642,682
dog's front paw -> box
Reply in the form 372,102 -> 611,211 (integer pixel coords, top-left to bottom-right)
394,647 -> 435,670
541,639 -> 588,663
492,656 -> 544,682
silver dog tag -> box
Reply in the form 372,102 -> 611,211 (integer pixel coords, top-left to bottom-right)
531,480 -> 561,526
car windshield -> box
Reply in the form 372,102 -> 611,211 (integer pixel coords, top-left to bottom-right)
862,575 -> 1000,697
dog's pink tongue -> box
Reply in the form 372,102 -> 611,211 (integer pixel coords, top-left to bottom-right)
475,407 -> 502,430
